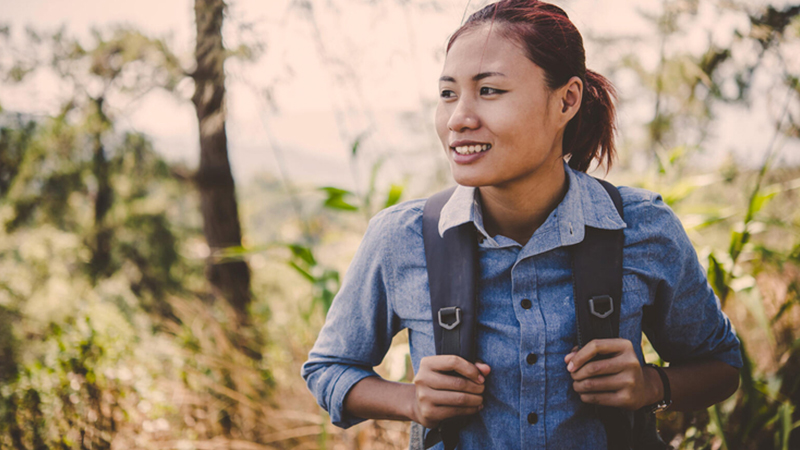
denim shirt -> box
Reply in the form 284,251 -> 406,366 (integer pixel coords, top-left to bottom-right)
302,165 -> 742,449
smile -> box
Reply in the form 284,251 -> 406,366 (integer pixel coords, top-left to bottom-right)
452,144 -> 492,155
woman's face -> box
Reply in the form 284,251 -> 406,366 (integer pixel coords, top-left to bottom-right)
435,24 -> 577,189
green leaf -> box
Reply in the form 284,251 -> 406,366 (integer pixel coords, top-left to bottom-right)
351,131 -> 370,158
384,184 -> 403,209
748,188 -> 779,217
708,252 -> 730,304
779,401 -> 795,450
708,403 -> 730,450
288,261 -> 315,283
319,186 -> 359,212
287,244 -> 316,266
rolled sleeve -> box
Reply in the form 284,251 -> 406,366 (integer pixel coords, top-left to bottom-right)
301,208 -> 403,428
627,192 -> 742,369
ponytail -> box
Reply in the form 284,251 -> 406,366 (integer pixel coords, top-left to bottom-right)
564,70 -> 617,172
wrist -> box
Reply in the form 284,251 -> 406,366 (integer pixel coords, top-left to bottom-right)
644,363 -> 672,413
643,365 -> 664,408
405,383 -> 421,423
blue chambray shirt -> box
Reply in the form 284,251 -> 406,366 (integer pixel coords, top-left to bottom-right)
302,164 -> 742,449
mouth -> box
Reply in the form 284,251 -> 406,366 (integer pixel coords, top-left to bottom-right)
451,143 -> 492,155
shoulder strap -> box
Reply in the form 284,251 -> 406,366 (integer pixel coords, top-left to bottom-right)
422,186 -> 479,362
572,178 -> 624,347
421,186 -> 479,450
572,178 -> 632,450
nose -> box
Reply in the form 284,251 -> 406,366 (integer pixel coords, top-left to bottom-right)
447,98 -> 480,132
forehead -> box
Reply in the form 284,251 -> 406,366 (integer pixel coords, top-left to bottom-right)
442,24 -> 535,78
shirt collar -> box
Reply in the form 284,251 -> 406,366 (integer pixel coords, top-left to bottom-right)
437,163 -> 626,248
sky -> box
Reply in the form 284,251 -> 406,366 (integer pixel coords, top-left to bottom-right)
1,0 -> 798,192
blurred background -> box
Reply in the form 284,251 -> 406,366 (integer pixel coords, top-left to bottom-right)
1,0 -> 799,448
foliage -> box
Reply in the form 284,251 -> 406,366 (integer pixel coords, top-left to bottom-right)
2,0 -> 800,449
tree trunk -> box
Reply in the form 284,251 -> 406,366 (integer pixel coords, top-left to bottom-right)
89,97 -> 114,282
192,0 -> 251,320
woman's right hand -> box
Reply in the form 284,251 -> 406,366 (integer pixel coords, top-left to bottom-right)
410,355 -> 492,428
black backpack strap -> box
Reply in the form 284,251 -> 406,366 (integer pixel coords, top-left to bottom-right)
572,178 -> 632,450
421,186 -> 479,450
572,178 -> 624,348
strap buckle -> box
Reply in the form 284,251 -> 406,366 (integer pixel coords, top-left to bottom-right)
589,295 -> 614,319
438,307 -> 462,331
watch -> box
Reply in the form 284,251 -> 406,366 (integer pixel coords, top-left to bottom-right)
645,363 -> 672,413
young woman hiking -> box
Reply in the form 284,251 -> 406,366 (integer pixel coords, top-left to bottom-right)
302,1 -> 742,448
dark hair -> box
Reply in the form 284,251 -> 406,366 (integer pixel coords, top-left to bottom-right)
447,0 -> 617,172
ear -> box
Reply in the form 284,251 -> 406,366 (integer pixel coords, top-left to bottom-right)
559,76 -> 583,123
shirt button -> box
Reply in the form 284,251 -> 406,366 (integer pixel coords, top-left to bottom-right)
527,353 -> 538,365
528,412 -> 539,424
520,299 -> 532,309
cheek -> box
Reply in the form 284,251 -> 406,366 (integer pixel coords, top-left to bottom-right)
434,102 -> 450,143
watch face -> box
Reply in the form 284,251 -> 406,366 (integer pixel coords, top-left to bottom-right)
652,400 -> 672,413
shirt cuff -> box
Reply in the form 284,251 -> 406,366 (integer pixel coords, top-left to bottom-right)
328,366 -> 380,428
706,344 -> 744,370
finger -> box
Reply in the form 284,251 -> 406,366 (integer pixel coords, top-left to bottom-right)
570,354 -> 628,381
572,372 -> 632,393
419,387 -> 485,408
475,362 -> 492,377
567,339 -> 631,373
424,355 -> 484,384
421,371 -> 486,395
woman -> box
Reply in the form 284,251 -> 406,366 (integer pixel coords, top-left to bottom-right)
302,1 -> 742,448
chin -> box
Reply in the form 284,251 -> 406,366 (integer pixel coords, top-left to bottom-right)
449,167 -> 495,188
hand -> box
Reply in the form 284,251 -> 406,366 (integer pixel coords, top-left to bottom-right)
411,355 -> 492,428
564,339 -> 661,411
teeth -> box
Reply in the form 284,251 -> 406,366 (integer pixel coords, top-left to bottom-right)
453,144 -> 491,155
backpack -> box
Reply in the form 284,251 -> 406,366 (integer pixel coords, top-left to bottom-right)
411,179 -> 668,450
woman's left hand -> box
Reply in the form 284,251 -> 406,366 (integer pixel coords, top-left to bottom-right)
564,339 -> 660,411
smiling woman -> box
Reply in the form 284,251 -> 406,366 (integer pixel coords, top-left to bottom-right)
302,1 -> 742,449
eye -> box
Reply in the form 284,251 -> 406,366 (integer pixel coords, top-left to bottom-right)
480,86 -> 505,96
440,89 -> 456,99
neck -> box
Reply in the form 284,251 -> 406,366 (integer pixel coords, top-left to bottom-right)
479,157 -> 568,246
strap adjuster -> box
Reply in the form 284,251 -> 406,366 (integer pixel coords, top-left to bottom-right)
589,295 -> 614,319
438,307 -> 462,331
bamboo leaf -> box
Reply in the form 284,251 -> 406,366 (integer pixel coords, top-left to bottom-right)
323,196 -> 359,211
748,186 -> 780,218
708,252 -> 730,304
288,261 -> 315,283
384,184 -> 403,209
287,244 -> 316,266
319,186 -> 359,212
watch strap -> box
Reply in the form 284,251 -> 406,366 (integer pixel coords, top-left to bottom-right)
645,363 -> 672,413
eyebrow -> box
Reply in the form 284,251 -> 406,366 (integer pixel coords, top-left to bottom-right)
439,72 -> 506,83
